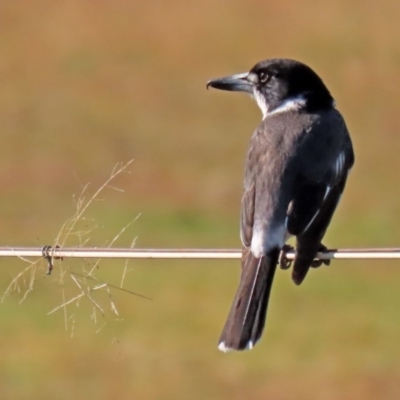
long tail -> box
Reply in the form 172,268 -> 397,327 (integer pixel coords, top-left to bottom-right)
218,247 -> 280,352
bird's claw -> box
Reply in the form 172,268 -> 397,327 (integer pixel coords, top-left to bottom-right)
279,244 -> 294,270
310,244 -> 331,268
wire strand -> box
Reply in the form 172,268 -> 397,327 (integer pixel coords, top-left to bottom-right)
2,247 -> 400,260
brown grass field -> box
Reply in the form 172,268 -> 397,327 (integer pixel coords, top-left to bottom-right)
1,0 -> 400,399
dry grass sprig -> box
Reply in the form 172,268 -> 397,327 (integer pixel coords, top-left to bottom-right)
3,159 -> 148,335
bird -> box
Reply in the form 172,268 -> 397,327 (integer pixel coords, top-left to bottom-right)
207,58 -> 354,352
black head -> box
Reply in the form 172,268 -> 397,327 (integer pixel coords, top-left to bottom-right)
207,58 -> 334,115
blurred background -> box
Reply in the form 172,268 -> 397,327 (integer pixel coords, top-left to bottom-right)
1,0 -> 400,399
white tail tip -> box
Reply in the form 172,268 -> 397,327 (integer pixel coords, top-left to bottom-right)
218,340 -> 254,352
218,341 -> 232,353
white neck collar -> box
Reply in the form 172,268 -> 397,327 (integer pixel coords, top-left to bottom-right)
253,92 -> 307,119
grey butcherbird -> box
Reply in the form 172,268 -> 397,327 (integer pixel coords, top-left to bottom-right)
207,58 -> 354,352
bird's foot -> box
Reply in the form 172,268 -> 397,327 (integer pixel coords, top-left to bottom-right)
310,244 -> 331,268
279,244 -> 294,270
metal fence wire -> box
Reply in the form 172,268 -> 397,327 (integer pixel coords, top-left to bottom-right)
2,246 -> 400,261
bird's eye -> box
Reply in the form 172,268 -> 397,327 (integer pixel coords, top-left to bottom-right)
259,71 -> 269,83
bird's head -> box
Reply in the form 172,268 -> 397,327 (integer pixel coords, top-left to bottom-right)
207,58 -> 334,117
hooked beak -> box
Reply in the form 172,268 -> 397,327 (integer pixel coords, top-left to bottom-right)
206,72 -> 253,93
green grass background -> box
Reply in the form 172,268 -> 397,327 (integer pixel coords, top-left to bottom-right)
1,0 -> 400,399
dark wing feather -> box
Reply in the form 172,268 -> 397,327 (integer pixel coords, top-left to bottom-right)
240,181 -> 255,247
292,175 -> 346,284
285,111 -> 354,284
286,176 -> 329,236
